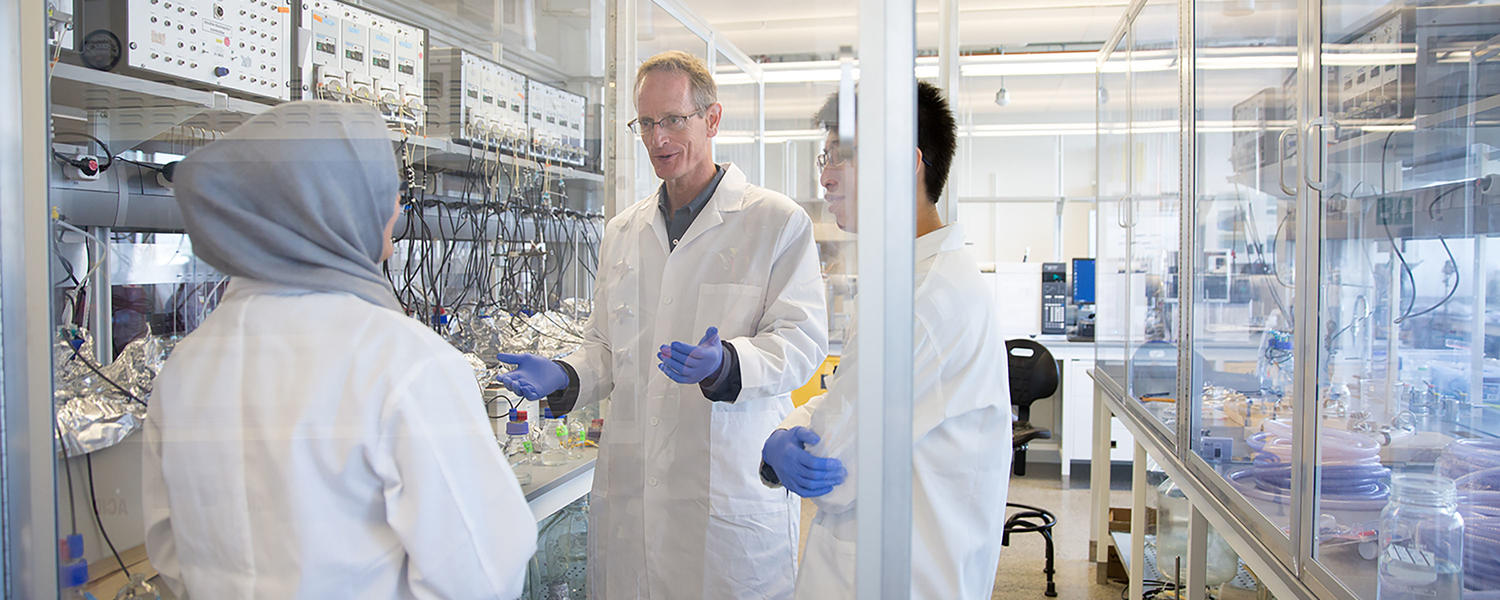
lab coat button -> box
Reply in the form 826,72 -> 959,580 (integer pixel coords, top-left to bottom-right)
650,416 -> 660,426
649,477 -> 659,487
663,297 -> 673,305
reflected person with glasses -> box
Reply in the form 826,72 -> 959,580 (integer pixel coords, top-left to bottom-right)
494,50 -> 828,600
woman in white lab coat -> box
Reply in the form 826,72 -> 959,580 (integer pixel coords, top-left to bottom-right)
143,101 -> 537,599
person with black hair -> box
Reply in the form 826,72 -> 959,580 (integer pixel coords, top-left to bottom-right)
759,81 -> 1014,599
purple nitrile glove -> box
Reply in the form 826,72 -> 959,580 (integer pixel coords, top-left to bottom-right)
495,353 -> 569,400
657,326 -> 725,384
761,426 -> 846,497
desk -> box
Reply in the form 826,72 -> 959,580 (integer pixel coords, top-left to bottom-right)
1024,336 -> 1136,481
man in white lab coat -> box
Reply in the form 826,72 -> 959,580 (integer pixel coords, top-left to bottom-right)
495,50 -> 829,599
145,101 -> 536,599
759,82 -> 1014,599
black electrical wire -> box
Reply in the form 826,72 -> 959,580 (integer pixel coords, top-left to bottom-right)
1121,580 -> 1186,600
1382,218 -> 1418,322
54,422 -> 79,535
1397,235 -> 1459,323
68,341 -> 146,406
1380,130 -> 1398,195
1388,183 -> 1469,324
86,454 -> 131,579
51,132 -> 114,172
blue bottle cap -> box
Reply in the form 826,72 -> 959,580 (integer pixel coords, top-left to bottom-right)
506,421 -> 528,436
64,534 -> 83,560
60,559 -> 88,587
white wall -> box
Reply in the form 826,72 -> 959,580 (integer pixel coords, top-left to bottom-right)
952,132 -> 1098,266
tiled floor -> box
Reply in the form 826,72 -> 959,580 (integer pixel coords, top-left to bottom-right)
796,469 -> 1131,599
992,474 -> 1129,599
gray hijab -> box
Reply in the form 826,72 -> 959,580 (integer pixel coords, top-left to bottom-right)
175,101 -> 403,312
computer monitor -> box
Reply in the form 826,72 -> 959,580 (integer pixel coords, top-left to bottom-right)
1071,258 -> 1096,304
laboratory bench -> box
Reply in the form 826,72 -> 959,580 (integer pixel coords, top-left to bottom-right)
1089,369 -> 1323,600
1087,368 -> 1474,600
80,449 -> 597,600
518,450 -> 598,523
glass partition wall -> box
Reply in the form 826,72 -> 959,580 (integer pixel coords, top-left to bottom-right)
12,0 -> 930,597
1313,1 -> 1500,597
1096,0 -> 1500,598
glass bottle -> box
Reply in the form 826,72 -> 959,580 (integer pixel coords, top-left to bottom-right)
566,416 -> 587,459
1378,473 -> 1463,599
540,407 -> 570,466
1408,366 -> 1434,417
1154,477 -> 1239,586
504,409 -> 533,486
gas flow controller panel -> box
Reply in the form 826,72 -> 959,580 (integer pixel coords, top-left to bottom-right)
427,48 -> 529,151
78,0 -> 293,100
526,79 -> 588,168
299,0 -> 427,124
1041,262 -> 1067,335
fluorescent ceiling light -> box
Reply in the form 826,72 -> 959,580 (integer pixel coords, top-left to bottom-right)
716,118 -> 1418,144
719,46 -> 1414,85
1320,52 -> 1416,66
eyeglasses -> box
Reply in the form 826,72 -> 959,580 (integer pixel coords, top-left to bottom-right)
816,147 -> 932,169
627,108 -> 706,135
815,146 -> 852,168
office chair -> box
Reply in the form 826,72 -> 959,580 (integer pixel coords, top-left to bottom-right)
1003,338 -> 1059,597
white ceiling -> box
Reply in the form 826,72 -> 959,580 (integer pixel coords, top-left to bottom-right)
644,0 -> 1305,132
673,0 -> 1132,58
640,0 -> 1135,128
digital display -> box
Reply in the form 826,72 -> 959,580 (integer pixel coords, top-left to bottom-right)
1072,258 -> 1096,304
315,40 -> 337,55
372,56 -> 390,69
344,49 -> 364,62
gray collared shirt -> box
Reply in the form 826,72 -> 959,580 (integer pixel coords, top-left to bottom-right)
657,164 -> 726,252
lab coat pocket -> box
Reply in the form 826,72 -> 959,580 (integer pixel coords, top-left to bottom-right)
708,409 -> 788,516
796,530 -> 857,599
696,283 -> 763,341
702,509 -> 798,600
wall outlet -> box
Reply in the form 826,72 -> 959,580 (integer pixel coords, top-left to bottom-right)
1200,436 -> 1234,462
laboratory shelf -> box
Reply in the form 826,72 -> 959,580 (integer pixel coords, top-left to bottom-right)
517,449 -> 597,522
49,183 -> 598,238
1324,91 -> 1500,159
1108,532 -> 1265,594
51,62 -> 277,117
399,134 -> 606,184
50,64 -> 604,184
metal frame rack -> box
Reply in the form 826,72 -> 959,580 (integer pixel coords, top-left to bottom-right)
22,0 -> 638,596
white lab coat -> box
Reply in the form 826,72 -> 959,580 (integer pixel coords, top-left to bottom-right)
143,279 -> 537,600
562,163 -> 829,599
776,224 -> 1013,600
